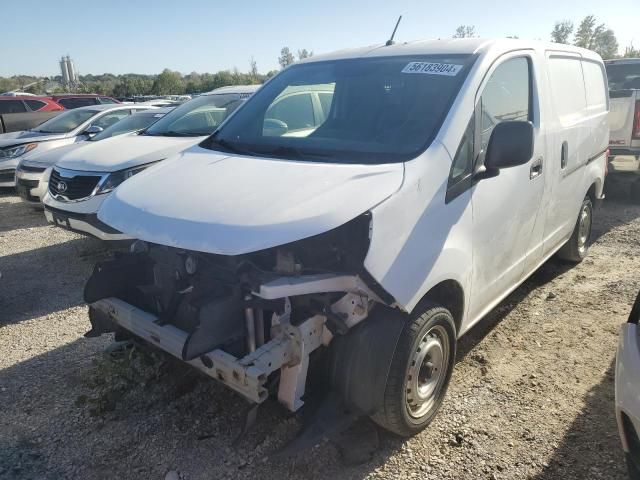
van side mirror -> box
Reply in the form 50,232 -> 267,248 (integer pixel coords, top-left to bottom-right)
484,121 -> 534,172
83,125 -> 104,136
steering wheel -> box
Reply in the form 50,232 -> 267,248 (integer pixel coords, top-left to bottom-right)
264,118 -> 288,133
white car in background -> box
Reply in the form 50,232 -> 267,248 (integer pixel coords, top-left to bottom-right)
42,84 -> 258,240
15,106 -> 172,205
0,104 -> 149,188
616,290 -> 640,480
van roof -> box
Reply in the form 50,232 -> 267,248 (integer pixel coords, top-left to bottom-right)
203,84 -> 261,96
300,38 -> 604,64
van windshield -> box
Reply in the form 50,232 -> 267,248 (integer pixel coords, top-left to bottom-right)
143,94 -> 249,137
203,55 -> 474,163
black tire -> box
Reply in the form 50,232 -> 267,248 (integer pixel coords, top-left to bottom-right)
556,196 -> 593,263
630,179 -> 640,205
627,453 -> 640,480
371,302 -> 456,437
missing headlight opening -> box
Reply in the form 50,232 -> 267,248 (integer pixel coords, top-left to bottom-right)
84,213 -> 389,412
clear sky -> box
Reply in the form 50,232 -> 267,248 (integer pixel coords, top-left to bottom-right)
2,0 -> 637,77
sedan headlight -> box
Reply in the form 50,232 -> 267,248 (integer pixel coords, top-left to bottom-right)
95,164 -> 152,194
0,143 -> 37,159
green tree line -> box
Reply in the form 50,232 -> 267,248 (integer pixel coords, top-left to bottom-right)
0,68 -> 279,98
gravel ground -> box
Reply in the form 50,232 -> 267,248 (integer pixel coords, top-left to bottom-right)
1,187 -> 639,480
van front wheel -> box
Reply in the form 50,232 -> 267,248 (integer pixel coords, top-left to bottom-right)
557,196 -> 593,263
371,302 -> 456,437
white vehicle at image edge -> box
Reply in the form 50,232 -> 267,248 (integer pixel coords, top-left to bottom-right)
15,106 -> 171,205
87,39 -> 608,437
605,58 -> 640,200
42,85 -> 259,240
0,104 -> 150,188
616,290 -> 640,480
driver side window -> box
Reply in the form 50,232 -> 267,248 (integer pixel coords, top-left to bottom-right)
92,111 -> 129,129
479,57 -> 531,154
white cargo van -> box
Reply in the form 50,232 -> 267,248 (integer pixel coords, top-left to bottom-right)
86,39 -> 608,436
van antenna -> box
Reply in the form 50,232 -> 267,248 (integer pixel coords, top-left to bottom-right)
386,15 -> 402,46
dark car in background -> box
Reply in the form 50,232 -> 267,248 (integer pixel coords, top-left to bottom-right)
0,96 -> 64,114
0,96 -> 65,134
51,94 -> 120,109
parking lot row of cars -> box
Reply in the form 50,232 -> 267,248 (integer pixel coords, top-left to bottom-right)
1,37 -> 640,477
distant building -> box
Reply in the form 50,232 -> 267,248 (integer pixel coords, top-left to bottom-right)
59,55 -> 78,90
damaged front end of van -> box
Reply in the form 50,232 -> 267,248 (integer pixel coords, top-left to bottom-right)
84,212 -> 396,412
81,142 -> 412,422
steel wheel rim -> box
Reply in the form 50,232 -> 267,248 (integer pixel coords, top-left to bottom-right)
577,203 -> 592,254
405,325 -> 449,419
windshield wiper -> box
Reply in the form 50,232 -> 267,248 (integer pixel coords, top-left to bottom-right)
161,131 -> 203,137
208,138 -> 257,156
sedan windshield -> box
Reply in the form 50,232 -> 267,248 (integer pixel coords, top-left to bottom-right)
203,55 -> 474,163
143,94 -> 249,137
605,62 -> 640,90
32,109 -> 98,134
90,111 -> 168,141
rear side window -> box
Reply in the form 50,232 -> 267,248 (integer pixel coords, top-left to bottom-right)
479,57 -> 530,152
264,91 -> 316,134
582,61 -> 607,111
548,57 -> 587,125
0,100 -> 27,114
58,97 -> 97,109
25,99 -> 47,111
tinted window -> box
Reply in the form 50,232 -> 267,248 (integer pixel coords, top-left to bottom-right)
480,57 -> 530,152
605,62 -> 640,90
91,110 -> 130,129
548,57 -> 587,126
25,99 -> 47,111
58,97 -> 97,109
32,109 -> 98,133
205,55 -> 474,164
450,116 -> 475,183
582,61 -> 608,110
99,97 -> 118,104
0,100 -> 27,114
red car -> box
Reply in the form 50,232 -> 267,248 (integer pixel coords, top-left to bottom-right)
0,96 -> 64,114
50,94 -> 120,109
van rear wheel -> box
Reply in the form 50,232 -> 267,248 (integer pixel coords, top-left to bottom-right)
371,302 -> 456,437
557,196 -> 593,263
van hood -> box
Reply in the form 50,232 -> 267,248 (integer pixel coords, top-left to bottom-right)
98,146 -> 405,255
0,130 -> 69,148
56,134 -> 203,172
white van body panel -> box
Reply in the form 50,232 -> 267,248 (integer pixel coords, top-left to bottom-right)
99,146 -> 404,255
364,141 -> 473,317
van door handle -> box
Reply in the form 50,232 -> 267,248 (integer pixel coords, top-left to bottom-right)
561,141 -> 568,169
530,157 -> 543,179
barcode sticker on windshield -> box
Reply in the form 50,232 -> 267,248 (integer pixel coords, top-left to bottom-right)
402,62 -> 463,76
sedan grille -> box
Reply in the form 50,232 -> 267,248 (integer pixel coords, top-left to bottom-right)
0,169 -> 15,183
49,168 -> 102,201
